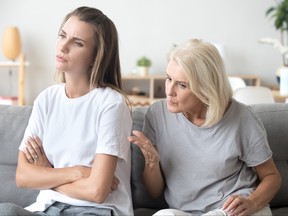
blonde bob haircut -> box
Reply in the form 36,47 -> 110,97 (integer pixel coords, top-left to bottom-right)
169,39 -> 233,127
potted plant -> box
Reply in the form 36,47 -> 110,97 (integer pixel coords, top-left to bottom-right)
265,0 -> 288,66
259,0 -> 288,94
137,56 -> 151,76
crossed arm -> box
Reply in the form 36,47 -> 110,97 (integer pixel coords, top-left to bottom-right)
16,136 -> 119,203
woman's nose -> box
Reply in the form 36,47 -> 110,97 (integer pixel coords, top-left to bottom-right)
165,82 -> 175,96
58,40 -> 69,53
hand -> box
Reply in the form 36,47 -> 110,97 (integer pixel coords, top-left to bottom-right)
222,194 -> 257,216
110,176 -> 120,193
128,130 -> 160,167
24,135 -> 52,167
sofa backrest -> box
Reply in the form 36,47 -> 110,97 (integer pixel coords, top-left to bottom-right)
250,103 -> 288,208
131,107 -> 168,209
131,103 -> 288,209
1,103 -> 287,210
0,105 -> 38,207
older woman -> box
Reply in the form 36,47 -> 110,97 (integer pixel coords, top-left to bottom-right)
129,39 -> 281,216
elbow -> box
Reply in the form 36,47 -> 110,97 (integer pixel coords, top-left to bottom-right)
148,189 -> 163,199
87,186 -> 110,204
15,171 -> 27,188
276,172 -> 282,192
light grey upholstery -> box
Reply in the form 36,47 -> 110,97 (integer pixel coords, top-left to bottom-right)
0,105 -> 38,207
0,104 -> 287,215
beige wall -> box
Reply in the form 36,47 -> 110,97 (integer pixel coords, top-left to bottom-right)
0,0 -> 281,105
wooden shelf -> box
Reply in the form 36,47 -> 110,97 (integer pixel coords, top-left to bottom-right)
0,53 -> 30,106
122,74 -> 261,106
272,90 -> 288,103
122,74 -> 166,106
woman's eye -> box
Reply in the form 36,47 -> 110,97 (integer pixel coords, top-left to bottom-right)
58,34 -> 65,39
178,83 -> 187,89
74,41 -> 83,47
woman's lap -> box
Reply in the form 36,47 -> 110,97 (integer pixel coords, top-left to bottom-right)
153,206 -> 272,216
0,202 -> 113,216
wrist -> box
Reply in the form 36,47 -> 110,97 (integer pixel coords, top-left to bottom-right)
247,194 -> 258,211
145,161 -> 160,168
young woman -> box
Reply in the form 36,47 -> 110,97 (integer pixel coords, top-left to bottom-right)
129,39 -> 281,216
0,6 -> 133,216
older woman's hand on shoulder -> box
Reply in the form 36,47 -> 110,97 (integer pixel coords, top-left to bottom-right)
128,130 -> 160,168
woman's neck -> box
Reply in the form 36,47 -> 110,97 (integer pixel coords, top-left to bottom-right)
64,80 -> 91,98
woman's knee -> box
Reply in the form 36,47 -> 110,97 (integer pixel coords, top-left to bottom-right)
153,208 -> 192,216
251,206 -> 272,216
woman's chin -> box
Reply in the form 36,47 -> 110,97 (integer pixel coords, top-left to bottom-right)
167,104 -> 179,113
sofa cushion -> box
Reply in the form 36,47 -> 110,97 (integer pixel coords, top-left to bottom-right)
0,105 -> 39,207
250,103 -> 288,208
131,107 -> 168,210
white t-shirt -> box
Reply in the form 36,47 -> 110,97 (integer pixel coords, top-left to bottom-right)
143,99 -> 272,215
19,84 -> 133,216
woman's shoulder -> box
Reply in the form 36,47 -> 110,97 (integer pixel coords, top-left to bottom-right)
38,84 -> 63,96
149,99 -> 166,110
146,99 -> 168,118
34,84 -> 63,103
230,99 -> 257,116
229,99 -> 264,126
90,87 -> 128,108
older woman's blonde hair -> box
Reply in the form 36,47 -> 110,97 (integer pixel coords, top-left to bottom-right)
169,39 -> 233,127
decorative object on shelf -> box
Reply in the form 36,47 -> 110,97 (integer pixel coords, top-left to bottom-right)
0,54 -> 29,106
136,56 -> 151,76
122,74 -> 165,106
259,0 -> 288,87
259,38 -> 288,83
1,26 -> 22,104
279,66 -> 288,95
2,26 -> 21,61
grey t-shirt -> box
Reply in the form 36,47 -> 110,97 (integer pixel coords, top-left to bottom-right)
143,99 -> 272,215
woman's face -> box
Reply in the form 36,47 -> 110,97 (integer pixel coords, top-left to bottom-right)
165,60 -> 203,114
56,16 -> 96,78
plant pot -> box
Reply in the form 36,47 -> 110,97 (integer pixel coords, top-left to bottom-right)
138,66 -> 149,76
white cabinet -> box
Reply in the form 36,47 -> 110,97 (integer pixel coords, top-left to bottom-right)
122,74 -> 166,106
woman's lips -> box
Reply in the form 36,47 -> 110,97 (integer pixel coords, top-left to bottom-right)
56,55 -> 67,62
168,99 -> 177,105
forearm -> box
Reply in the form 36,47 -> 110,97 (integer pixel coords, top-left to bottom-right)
16,153 -> 84,190
143,162 -> 165,198
54,177 -> 110,203
55,154 -> 117,203
248,173 -> 281,211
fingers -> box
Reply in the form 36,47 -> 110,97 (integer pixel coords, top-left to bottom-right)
25,138 -> 40,160
128,131 -> 160,166
131,130 -> 146,139
223,195 -> 255,216
110,176 -> 120,193
113,176 -> 120,185
128,131 -> 152,148
222,195 -> 235,210
23,147 -> 34,163
24,135 -> 43,164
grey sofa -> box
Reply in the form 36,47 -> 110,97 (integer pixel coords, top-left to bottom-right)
0,103 -> 288,215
